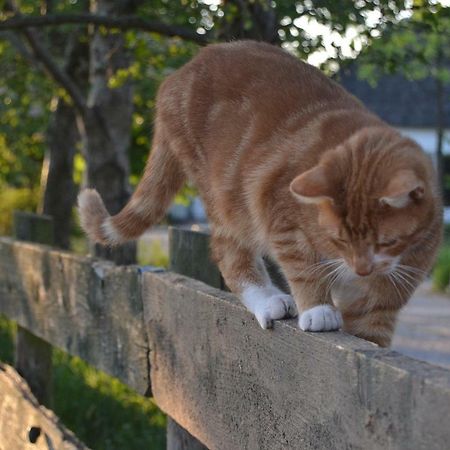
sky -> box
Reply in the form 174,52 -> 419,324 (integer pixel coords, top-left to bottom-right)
289,1 -> 450,67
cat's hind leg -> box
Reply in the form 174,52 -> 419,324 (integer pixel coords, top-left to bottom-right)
211,233 -> 297,329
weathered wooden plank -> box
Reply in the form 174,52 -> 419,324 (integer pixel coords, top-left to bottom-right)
3,231 -> 450,449
13,211 -> 54,407
0,363 -> 89,450
0,237 -> 149,395
142,271 -> 450,450
168,226 -> 215,449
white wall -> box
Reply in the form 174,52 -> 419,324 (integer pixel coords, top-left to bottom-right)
397,127 -> 450,163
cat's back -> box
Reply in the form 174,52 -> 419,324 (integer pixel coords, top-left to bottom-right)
160,41 -> 355,108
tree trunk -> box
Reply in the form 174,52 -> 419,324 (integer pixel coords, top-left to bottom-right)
39,5 -> 89,249
83,0 -> 137,264
40,100 -> 78,249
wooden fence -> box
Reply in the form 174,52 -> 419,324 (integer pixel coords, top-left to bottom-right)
1,214 -> 450,449
0,363 -> 88,449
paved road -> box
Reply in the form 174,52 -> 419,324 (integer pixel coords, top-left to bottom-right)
392,282 -> 450,369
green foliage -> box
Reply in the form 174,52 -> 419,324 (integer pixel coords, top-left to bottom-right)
126,35 -> 197,186
432,245 -> 450,292
0,314 -> 15,364
0,185 -> 39,235
0,316 -> 166,450
431,224 -> 450,292
357,3 -> 450,85
1,0 -> 440,224
137,238 -> 169,268
0,39 -> 52,189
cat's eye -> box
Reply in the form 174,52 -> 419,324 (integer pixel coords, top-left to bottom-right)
378,239 -> 398,247
334,237 -> 348,245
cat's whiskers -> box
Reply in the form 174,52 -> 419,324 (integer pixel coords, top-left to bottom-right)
302,259 -> 342,281
395,268 -> 419,285
396,264 -> 427,277
302,258 -> 344,302
323,259 -> 347,300
387,272 -> 404,300
393,270 -> 416,293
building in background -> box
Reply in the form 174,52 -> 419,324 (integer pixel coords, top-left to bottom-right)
338,66 -> 450,164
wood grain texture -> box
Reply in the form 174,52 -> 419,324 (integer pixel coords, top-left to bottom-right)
2,235 -> 450,449
0,363 -> 89,450
142,271 -> 450,450
13,212 -> 54,407
0,237 -> 149,395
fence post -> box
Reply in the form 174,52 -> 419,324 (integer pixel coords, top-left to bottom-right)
169,227 -> 223,289
169,226 -> 289,292
167,226 -> 211,450
167,226 -> 289,449
13,211 -> 54,407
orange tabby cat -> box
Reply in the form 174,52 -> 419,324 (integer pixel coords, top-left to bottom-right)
78,41 -> 442,346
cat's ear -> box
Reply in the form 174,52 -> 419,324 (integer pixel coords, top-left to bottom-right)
380,170 -> 424,208
290,166 -> 333,205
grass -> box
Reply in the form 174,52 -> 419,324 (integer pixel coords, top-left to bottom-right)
52,353 -> 166,449
0,316 -> 166,450
137,238 -> 169,268
0,314 -> 15,363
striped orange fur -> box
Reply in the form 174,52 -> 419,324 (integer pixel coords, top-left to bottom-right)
78,41 -> 442,346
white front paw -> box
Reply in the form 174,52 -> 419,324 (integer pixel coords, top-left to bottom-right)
299,304 -> 343,332
242,285 -> 297,329
254,293 -> 297,329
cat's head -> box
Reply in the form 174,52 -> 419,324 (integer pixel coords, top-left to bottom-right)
289,128 -> 438,277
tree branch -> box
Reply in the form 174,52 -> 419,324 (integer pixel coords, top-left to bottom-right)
21,27 -> 88,116
0,30 -> 38,65
2,0 -> 89,117
0,13 -> 210,45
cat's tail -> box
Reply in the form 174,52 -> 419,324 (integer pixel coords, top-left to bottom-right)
78,138 -> 185,246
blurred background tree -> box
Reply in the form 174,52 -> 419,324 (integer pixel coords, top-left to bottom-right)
0,0 -> 429,260
355,2 -> 450,197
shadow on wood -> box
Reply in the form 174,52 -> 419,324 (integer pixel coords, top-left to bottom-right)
13,211 -> 54,407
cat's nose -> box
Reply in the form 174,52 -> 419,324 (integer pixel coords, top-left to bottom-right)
353,258 -> 373,276
355,266 -> 373,276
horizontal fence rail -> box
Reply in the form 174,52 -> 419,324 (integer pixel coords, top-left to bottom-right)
0,237 -> 149,395
1,233 -> 450,449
